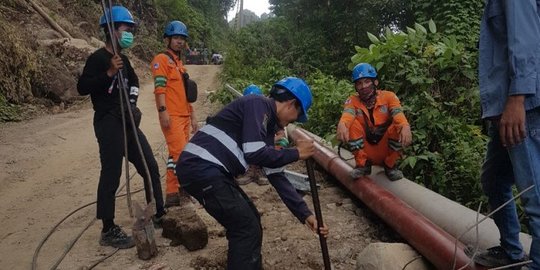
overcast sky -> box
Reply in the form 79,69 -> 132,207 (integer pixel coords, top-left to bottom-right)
227,0 -> 271,19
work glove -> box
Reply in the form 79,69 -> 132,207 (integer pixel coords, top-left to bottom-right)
275,137 -> 289,148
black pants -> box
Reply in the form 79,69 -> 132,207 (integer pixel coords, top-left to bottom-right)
184,178 -> 262,270
93,112 -> 164,220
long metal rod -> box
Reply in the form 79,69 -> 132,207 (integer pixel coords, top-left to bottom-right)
289,127 -> 485,270
99,0 -> 133,217
305,158 -> 331,270
100,0 -> 154,209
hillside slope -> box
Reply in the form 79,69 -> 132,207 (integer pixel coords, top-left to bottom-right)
0,0 -> 158,121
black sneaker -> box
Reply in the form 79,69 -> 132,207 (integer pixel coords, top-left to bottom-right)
474,246 -> 529,268
384,166 -> 404,181
350,165 -> 372,179
99,225 -> 135,249
152,210 -> 167,228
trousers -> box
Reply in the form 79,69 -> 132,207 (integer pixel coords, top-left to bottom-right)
481,108 -> 540,268
94,112 -> 165,219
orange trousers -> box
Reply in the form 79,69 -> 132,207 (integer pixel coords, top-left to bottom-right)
348,120 -> 402,168
162,115 -> 191,194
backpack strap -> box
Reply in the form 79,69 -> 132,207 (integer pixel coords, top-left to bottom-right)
162,51 -> 197,103
163,51 -> 177,66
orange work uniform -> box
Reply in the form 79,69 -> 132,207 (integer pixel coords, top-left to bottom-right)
339,90 -> 409,168
151,49 -> 193,195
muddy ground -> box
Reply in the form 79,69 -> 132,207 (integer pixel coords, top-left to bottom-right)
0,65 -> 396,270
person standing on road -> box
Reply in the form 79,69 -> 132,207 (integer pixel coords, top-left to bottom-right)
336,63 -> 412,181
77,6 -> 165,249
471,0 -> 540,268
151,20 -> 198,207
176,77 -> 329,270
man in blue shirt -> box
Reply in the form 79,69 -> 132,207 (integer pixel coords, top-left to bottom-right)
176,77 -> 329,270
475,0 -> 540,268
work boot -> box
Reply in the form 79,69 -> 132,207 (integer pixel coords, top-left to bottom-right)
236,168 -> 256,185
350,164 -> 371,179
99,225 -> 135,249
473,246 -> 529,269
384,166 -> 404,181
255,177 -> 269,185
164,192 -> 180,208
253,167 -> 269,186
152,210 -> 167,229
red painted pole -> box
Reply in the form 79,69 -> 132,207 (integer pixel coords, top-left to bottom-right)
290,127 -> 484,270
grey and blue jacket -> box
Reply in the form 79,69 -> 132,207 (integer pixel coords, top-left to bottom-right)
479,0 -> 540,118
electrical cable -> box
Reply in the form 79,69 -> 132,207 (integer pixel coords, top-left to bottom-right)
31,142 -> 166,270
31,183 -> 142,270
456,202 -> 482,270
450,184 -> 535,270
87,248 -> 119,270
337,142 -> 355,161
401,255 -> 422,270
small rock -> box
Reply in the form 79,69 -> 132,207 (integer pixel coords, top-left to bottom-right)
341,198 -> 353,205
343,203 -> 356,212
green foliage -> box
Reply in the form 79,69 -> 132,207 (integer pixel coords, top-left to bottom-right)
302,71 -> 352,137
0,93 -> 22,122
155,0 -> 207,41
0,18 -> 36,104
412,0 -> 484,48
351,21 -> 487,207
224,18 -> 320,77
211,56 -> 293,105
207,85 -> 237,106
266,0 -> 414,77
154,0 -> 232,52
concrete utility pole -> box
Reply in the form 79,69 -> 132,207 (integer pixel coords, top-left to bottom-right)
238,0 -> 244,29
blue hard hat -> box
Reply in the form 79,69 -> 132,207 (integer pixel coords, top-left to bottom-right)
99,6 -> 135,27
273,77 -> 313,123
243,84 -> 263,96
351,63 -> 377,82
164,21 -> 189,38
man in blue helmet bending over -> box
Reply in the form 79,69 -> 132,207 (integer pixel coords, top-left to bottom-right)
176,77 -> 329,270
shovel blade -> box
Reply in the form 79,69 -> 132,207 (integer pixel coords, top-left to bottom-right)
132,201 -> 158,260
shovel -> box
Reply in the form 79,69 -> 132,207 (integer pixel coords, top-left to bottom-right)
99,0 -> 157,259
132,201 -> 158,259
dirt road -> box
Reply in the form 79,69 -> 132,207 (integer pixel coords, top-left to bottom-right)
0,65 -> 381,270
